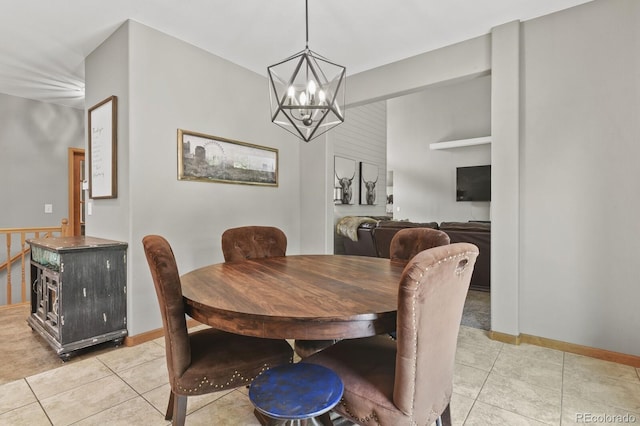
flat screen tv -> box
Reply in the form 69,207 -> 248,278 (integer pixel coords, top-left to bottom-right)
456,165 -> 491,201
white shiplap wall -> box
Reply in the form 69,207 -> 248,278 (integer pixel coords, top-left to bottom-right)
331,101 -> 387,252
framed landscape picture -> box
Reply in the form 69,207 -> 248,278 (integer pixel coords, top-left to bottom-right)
177,129 -> 278,186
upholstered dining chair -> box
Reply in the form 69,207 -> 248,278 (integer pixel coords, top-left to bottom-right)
220,226 -> 334,359
142,235 -> 293,426
303,243 -> 478,426
387,227 -> 451,340
389,227 -> 451,263
221,225 -> 287,262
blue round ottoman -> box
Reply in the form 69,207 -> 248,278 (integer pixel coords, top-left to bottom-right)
249,363 -> 344,424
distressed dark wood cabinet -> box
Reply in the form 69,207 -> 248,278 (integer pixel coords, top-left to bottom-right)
27,236 -> 128,360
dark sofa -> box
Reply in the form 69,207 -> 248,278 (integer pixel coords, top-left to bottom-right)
338,218 -> 490,292
437,221 -> 490,292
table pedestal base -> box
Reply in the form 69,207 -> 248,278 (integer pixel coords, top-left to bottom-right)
253,409 -> 333,426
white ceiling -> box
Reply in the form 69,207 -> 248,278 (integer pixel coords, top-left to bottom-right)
0,0 -> 593,110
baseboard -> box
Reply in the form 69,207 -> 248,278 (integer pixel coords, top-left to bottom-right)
124,319 -> 201,347
520,334 -> 640,368
122,323 -> 640,368
488,330 -> 521,345
489,330 -> 640,368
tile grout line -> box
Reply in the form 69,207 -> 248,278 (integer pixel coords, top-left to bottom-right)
108,354 -> 171,420
471,341 -> 565,425
67,355 -> 167,425
460,336 -> 503,424
559,350 -> 565,425
23,377 -> 54,426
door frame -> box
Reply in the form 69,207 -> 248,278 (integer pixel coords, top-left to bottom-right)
67,148 -> 85,236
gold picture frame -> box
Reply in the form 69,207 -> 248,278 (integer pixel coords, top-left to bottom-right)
177,129 -> 278,186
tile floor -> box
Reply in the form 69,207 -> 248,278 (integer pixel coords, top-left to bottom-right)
1,326 -> 639,425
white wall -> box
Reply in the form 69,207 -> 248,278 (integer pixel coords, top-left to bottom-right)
330,101 -> 387,253
332,101 -> 388,217
85,21 -> 302,335
387,76 -> 491,223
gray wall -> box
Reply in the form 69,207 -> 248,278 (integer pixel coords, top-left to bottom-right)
85,21 -> 303,335
519,0 -> 640,354
0,93 -> 84,228
299,135 -> 332,254
0,93 -> 84,305
387,76 -> 491,223
84,22 -> 130,244
344,0 -> 640,356
7,0 -> 637,356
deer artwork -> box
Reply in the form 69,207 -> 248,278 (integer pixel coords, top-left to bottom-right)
363,175 -> 378,205
336,172 -> 355,204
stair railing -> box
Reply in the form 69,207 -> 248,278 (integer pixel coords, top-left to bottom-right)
0,219 -> 70,306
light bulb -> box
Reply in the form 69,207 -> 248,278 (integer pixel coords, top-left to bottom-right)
308,80 -> 316,95
287,86 -> 295,98
318,90 -> 326,104
299,92 -> 307,105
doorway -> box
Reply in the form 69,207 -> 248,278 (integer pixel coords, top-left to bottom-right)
67,148 -> 85,236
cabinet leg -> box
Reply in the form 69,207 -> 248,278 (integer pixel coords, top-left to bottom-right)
113,338 -> 124,347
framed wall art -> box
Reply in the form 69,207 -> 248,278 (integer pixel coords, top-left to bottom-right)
334,156 -> 356,205
359,162 -> 379,205
88,95 -> 117,199
177,129 -> 278,186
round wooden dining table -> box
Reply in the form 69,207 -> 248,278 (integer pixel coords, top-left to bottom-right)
181,255 -> 407,340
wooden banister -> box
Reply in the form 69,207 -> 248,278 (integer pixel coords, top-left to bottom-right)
0,219 -> 70,306
0,248 -> 31,273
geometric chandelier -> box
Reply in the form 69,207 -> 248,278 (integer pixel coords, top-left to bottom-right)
268,0 -> 346,142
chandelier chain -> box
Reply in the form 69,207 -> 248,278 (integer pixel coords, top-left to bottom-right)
305,0 -> 309,49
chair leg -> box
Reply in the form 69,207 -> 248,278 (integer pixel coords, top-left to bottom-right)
316,412 -> 334,425
253,409 -> 279,425
165,390 -> 175,420
436,403 -> 452,426
166,390 -> 187,426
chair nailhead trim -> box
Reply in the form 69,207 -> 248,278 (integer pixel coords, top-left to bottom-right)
177,363 -> 271,393
340,397 -> 381,425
